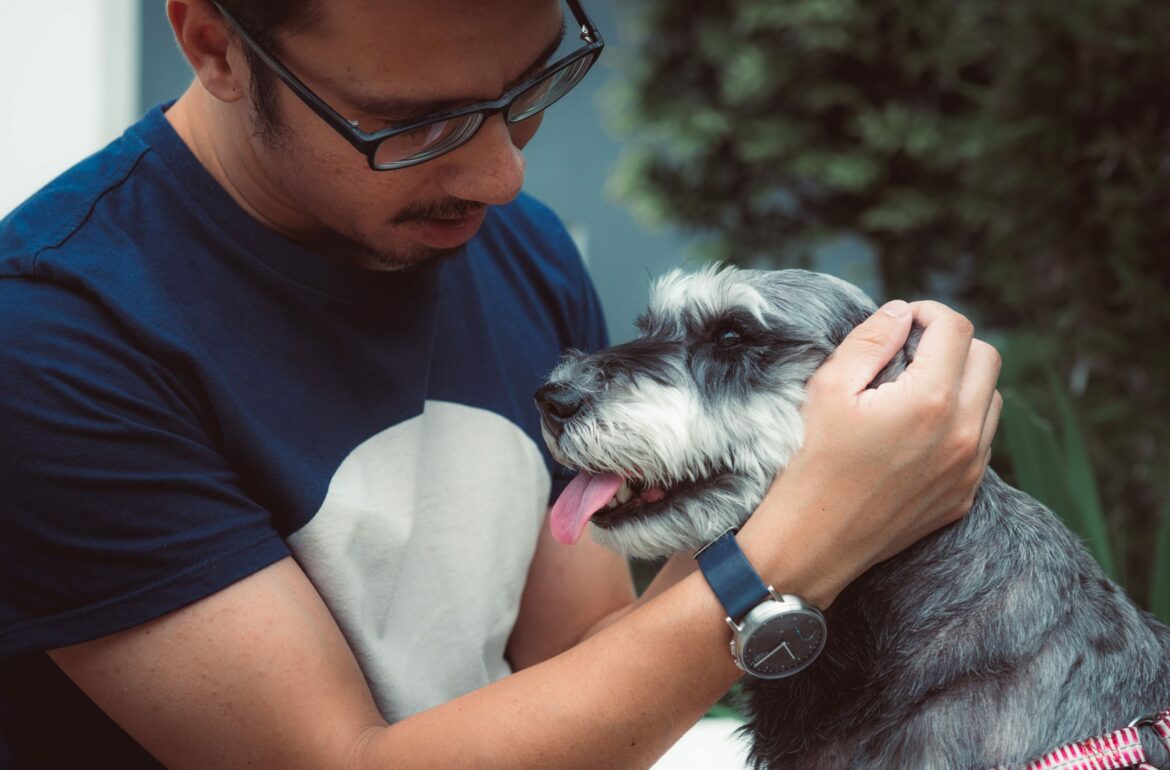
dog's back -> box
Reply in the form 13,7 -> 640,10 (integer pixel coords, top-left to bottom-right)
741,470 -> 1170,769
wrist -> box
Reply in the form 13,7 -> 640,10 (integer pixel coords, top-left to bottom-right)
694,529 -> 827,679
735,482 -> 852,609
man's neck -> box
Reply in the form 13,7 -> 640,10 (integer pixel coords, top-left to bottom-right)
165,85 -> 322,241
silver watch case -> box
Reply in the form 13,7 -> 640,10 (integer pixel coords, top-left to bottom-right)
727,589 -> 828,679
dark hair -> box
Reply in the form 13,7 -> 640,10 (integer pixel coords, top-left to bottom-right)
215,0 -> 320,141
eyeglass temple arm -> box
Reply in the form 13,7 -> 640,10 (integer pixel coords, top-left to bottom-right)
208,0 -> 378,151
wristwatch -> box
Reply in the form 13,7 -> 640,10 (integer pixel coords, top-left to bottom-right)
694,528 -> 827,679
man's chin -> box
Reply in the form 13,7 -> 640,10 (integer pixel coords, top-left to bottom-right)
395,208 -> 488,251
364,243 -> 467,271
314,230 -> 468,272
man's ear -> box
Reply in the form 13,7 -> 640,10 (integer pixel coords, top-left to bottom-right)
868,323 -> 924,388
166,0 -> 248,103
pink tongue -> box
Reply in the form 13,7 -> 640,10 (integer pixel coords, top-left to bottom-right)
550,471 -> 623,545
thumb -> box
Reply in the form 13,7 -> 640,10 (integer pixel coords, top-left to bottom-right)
822,300 -> 913,395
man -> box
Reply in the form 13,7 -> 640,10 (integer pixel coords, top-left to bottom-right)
0,0 -> 1001,766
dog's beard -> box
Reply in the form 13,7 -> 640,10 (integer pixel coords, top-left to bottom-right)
590,476 -> 772,560
546,379 -> 810,560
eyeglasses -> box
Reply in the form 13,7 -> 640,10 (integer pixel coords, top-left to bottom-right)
212,0 -> 604,170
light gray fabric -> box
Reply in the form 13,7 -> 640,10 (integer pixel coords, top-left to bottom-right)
289,401 -> 550,722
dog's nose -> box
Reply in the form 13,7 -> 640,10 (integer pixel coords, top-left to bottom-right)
535,382 -> 585,427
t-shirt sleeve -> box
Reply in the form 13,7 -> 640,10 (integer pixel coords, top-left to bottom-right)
0,279 -> 289,658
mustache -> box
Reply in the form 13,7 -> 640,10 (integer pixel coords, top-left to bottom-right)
391,199 -> 485,225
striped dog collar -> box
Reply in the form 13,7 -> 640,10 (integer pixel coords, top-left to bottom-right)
994,708 -> 1170,770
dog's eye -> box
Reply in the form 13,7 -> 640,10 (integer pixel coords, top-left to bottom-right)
713,326 -> 744,349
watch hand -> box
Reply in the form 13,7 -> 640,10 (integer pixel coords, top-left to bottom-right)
756,640 -> 797,666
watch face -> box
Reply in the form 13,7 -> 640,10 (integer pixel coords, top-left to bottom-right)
738,607 -> 826,679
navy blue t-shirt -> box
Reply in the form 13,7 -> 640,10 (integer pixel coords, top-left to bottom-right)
0,105 -> 607,766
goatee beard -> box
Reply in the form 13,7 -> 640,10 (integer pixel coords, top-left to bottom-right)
313,236 -> 468,271
305,198 -> 485,270
356,197 -> 485,269
363,242 -> 467,270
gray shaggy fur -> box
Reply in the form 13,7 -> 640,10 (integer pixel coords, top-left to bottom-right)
536,266 -> 1170,769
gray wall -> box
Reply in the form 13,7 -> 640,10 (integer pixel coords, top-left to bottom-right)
137,0 -> 690,343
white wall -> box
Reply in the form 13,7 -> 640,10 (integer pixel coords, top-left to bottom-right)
0,1 -> 140,217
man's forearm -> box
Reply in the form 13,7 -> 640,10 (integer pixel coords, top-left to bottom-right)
360,566 -> 742,769
575,552 -> 699,643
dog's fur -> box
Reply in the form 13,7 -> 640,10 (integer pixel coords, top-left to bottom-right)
536,267 -> 1170,769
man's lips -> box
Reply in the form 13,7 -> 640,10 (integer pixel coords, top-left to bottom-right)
398,208 -> 487,250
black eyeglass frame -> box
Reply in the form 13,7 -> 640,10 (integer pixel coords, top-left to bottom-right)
211,0 -> 604,170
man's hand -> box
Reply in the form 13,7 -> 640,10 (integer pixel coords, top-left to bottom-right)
740,299 -> 1002,607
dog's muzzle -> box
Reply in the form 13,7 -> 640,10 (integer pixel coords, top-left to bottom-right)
534,381 -> 587,439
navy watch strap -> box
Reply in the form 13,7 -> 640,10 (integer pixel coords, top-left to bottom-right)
694,529 -> 772,623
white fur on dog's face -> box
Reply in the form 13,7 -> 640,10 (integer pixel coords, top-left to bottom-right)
539,266 -> 878,559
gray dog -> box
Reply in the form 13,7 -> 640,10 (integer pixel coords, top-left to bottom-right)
535,266 -> 1170,769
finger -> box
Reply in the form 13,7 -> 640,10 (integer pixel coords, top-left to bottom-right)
904,301 -> 975,391
818,300 -> 914,395
956,339 -> 1002,446
957,338 -> 1002,414
978,389 -> 1004,457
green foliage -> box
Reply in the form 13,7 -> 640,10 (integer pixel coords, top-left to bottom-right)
706,700 -> 746,721
611,0 -> 1170,608
997,337 -> 1170,624
999,371 -> 1117,581
1153,494 -> 1170,624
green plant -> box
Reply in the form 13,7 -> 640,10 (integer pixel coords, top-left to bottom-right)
999,390 -> 1116,581
996,336 -> 1170,623
1152,495 -> 1170,624
609,0 -> 1170,608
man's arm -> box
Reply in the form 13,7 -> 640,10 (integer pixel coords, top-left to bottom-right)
507,516 -> 637,670
50,300 -> 1001,769
509,522 -> 699,670
51,553 -> 743,769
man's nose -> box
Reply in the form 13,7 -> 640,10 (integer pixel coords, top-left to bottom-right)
437,114 -> 527,206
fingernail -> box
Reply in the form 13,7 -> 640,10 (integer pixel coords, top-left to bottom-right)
881,300 -> 910,318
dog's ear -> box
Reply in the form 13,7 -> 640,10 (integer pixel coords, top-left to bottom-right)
868,322 -> 924,388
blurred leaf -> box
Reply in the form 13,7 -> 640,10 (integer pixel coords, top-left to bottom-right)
722,45 -> 769,106
859,189 -> 941,233
706,702 -> 745,721
1000,393 -> 1075,517
792,152 -> 883,193
1045,369 -> 1117,578
999,388 -> 1116,580
1152,492 -> 1170,624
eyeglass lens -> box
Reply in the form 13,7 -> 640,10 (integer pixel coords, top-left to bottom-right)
371,53 -> 596,169
507,55 -> 595,122
373,116 -> 484,169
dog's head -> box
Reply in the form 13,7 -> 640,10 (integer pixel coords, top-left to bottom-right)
536,266 -> 916,560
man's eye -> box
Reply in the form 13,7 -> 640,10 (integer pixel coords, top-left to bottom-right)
399,123 -> 446,148
383,121 -> 452,153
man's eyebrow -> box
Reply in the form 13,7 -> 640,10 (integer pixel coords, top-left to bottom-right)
343,25 -> 568,121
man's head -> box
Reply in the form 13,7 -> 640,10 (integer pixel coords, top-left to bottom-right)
166,0 -> 590,269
